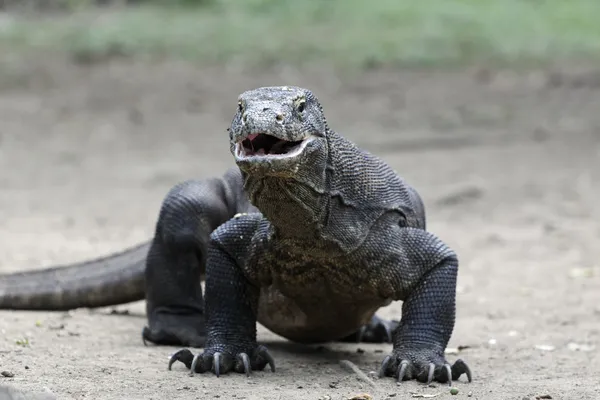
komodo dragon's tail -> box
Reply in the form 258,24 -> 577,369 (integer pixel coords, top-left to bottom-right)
0,242 -> 150,310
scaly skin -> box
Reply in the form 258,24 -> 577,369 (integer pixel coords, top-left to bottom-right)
168,86 -> 472,385
0,85 -> 471,385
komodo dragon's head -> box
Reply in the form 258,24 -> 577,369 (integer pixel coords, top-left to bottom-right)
228,86 -> 329,179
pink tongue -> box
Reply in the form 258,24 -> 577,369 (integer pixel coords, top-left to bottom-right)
247,134 -> 259,141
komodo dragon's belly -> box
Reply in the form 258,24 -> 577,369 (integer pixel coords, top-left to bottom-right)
255,263 -> 392,343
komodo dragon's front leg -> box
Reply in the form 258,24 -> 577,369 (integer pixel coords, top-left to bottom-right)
168,214 -> 275,376
375,227 -> 472,385
142,167 -> 254,347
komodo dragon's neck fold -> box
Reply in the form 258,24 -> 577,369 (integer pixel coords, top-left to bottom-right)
240,133 -> 331,239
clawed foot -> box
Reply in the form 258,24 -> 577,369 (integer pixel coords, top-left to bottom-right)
142,308 -> 206,348
340,315 -> 399,343
379,348 -> 472,385
168,345 -> 276,377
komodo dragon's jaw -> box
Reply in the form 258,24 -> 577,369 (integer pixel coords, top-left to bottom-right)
233,133 -> 315,160
227,86 -> 328,172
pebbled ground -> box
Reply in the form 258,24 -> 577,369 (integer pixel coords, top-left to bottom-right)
0,57 -> 599,400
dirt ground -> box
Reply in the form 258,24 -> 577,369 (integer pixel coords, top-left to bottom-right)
0,57 -> 599,400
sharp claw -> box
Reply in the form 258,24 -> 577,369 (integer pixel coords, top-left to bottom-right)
378,355 -> 391,378
168,349 -> 191,371
240,353 -> 251,377
397,360 -> 409,382
426,363 -> 435,385
167,353 -> 178,371
189,353 -> 201,376
444,364 -> 452,386
451,359 -> 473,383
214,352 -> 221,377
258,346 -> 276,372
465,363 -> 472,383
141,327 -> 149,347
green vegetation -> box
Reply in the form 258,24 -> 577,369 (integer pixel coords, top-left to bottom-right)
1,0 -> 600,68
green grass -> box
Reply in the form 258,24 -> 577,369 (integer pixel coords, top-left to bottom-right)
1,0 -> 600,69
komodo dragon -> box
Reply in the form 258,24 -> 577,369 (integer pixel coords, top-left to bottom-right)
0,86 -> 471,384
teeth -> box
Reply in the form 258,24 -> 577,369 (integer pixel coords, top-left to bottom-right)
236,136 -> 312,158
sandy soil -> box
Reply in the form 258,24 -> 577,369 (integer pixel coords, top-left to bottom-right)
0,57 -> 599,400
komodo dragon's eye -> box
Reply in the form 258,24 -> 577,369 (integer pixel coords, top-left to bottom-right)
238,100 -> 244,113
296,99 -> 306,113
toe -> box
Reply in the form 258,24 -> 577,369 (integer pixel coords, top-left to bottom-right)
378,355 -> 392,378
235,353 -> 252,377
397,360 -> 410,382
442,363 -> 453,386
451,359 -> 472,382
256,345 -> 276,372
168,349 -> 195,370
426,363 -> 435,384
212,352 -> 235,377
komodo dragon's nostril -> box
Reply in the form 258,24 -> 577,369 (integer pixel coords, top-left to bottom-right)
275,114 -> 284,122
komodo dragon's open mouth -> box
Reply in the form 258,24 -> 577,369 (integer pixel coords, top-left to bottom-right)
235,133 -> 311,158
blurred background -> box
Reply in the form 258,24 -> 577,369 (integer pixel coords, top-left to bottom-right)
0,1 -> 599,399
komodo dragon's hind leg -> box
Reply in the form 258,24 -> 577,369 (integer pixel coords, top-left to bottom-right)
142,234 -> 206,348
141,170 -> 252,348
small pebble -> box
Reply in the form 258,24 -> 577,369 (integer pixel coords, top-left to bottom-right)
1,371 -> 15,378
347,394 -> 372,400
534,344 -> 555,352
